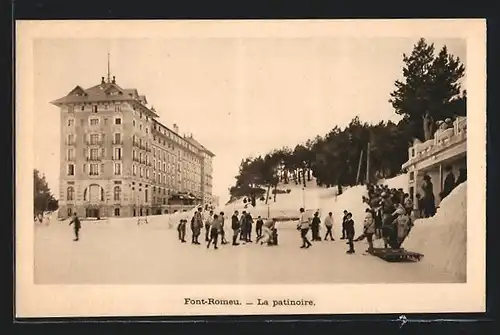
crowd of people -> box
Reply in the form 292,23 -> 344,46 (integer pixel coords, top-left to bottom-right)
178,206 -> 363,254
177,207 -> 279,250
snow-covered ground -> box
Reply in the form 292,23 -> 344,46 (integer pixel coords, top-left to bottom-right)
33,174 -> 466,284
405,182 -> 467,281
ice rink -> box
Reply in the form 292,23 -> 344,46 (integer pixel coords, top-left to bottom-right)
34,220 -> 459,284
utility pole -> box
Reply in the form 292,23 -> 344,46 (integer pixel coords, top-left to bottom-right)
356,150 -> 364,185
366,141 -> 371,184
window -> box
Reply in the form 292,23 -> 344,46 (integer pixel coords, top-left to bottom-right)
133,150 -> 137,160
114,147 -> 122,160
68,105 -> 75,113
67,148 -> 74,161
67,134 -> 75,145
89,164 -> 99,176
145,189 -> 148,202
153,172 -> 156,182
114,163 -> 121,175
67,186 -> 74,201
92,105 -> 98,113
90,118 -> 99,126
115,118 -> 122,125
114,186 -> 121,201
114,208 -> 120,216
133,120 -> 136,127
67,164 -> 74,176
140,167 -> 144,177
146,169 -> 150,178
114,133 -> 121,144
90,148 -> 99,160
139,124 -> 143,131
145,127 -> 148,134
90,134 -> 99,145
67,119 -> 74,126
115,104 -> 121,112
153,159 -> 156,170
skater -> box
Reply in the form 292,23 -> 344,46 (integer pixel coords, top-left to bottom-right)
231,210 -> 241,246
344,212 -> 355,254
323,212 -> 335,241
177,219 -> 187,242
68,213 -> 81,241
191,207 -> 203,245
204,210 -> 214,242
239,210 -> 248,242
207,213 -> 222,250
340,210 -> 348,239
363,208 -> 375,252
255,216 -> 264,239
297,208 -> 312,249
245,211 -> 254,242
219,211 -> 228,244
311,211 -> 321,241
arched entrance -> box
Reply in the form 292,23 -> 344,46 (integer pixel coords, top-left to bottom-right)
84,184 -> 104,218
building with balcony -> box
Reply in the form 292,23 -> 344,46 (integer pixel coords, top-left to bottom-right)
52,75 -> 215,219
402,116 -> 467,208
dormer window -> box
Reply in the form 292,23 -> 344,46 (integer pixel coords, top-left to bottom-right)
92,105 -> 98,113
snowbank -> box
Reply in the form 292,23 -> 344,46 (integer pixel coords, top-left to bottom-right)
404,182 -> 467,281
377,174 -> 409,192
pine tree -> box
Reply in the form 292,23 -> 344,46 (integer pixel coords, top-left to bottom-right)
34,169 -> 58,214
389,38 -> 466,141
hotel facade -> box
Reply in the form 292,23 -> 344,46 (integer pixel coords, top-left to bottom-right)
402,116 -> 467,207
52,75 -> 215,219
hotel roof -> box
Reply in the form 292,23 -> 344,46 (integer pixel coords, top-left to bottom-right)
50,77 -> 159,118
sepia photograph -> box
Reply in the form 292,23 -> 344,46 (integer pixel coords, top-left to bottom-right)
16,19 -> 486,317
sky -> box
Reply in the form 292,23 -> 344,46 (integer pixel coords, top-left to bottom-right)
33,37 -> 466,203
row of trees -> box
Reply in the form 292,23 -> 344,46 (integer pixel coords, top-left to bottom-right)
229,38 -> 466,203
34,169 -> 58,214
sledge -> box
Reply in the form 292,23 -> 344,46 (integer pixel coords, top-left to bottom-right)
367,248 -> 424,262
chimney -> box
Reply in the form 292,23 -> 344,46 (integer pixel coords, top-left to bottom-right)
101,77 -> 105,84
112,76 -> 116,84
173,123 -> 179,134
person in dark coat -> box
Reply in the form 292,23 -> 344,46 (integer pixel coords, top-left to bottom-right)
311,211 -> 321,241
344,212 -> 355,254
245,212 -> 254,242
69,213 -> 81,241
191,207 -> 203,245
422,174 -> 436,217
239,210 -> 247,241
440,165 -> 456,201
255,216 -> 264,238
340,210 -> 348,239
231,210 -> 240,246
177,219 -> 187,243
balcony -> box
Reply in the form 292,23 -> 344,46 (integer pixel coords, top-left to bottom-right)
402,116 -> 467,170
86,140 -> 103,146
112,140 -> 124,145
65,140 -> 76,146
112,156 -> 123,161
86,157 -> 102,162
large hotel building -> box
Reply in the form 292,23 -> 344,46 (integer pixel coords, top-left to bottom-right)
52,75 -> 214,219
